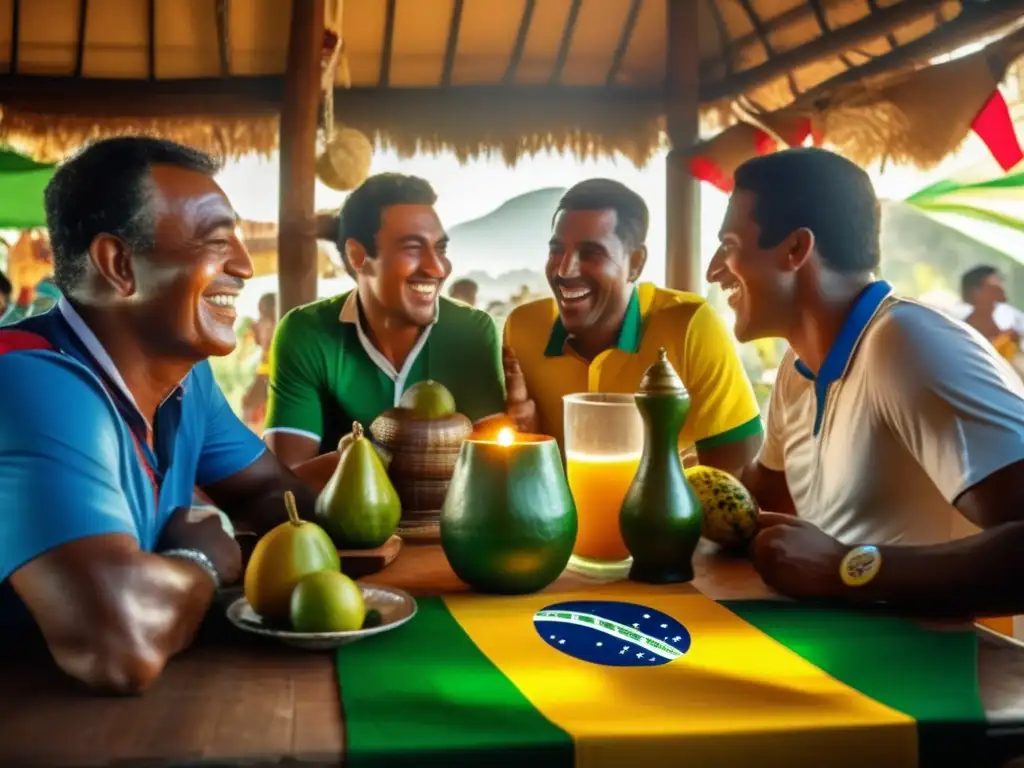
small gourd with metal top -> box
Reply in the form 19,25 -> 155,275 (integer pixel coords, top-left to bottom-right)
619,347 -> 704,584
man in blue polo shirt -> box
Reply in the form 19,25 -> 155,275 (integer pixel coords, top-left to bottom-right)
0,137 -> 318,694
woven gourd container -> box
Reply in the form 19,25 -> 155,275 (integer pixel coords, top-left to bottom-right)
369,408 -> 472,539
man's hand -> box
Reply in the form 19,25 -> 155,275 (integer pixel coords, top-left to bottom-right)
503,344 -> 538,433
750,512 -> 848,600
157,507 -> 243,585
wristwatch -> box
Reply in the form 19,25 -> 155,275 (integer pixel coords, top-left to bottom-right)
839,545 -> 882,587
161,548 -> 222,589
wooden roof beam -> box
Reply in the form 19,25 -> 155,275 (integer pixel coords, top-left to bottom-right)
699,0 -> 848,78
441,0 -> 464,86
378,0 -> 396,87
216,0 -> 231,77
74,0 -> 88,77
147,0 -> 155,79
549,0 -> 583,85
9,0 -> 19,75
503,0 -> 536,84
734,0 -> 798,97
703,0 -> 952,102
796,1 -> 1024,107
605,0 -> 642,86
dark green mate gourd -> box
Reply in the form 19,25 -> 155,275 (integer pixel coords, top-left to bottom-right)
619,347 -> 704,583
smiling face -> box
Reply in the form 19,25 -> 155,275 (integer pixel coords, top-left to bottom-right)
546,208 -> 643,339
706,190 -> 802,343
972,273 -> 1007,308
127,164 -> 253,358
349,203 -> 450,328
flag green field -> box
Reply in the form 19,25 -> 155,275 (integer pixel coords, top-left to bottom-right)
336,583 -> 985,767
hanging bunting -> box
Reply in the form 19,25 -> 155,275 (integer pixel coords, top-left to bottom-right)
688,122 -> 778,193
970,89 -> 1024,172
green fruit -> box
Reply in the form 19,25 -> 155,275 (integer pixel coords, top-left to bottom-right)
685,464 -> 759,549
290,571 -> 366,633
315,422 -> 402,549
440,434 -> 577,594
399,379 -> 457,419
244,491 -> 341,623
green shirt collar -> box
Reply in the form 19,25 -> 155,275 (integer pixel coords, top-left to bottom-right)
544,286 -> 642,357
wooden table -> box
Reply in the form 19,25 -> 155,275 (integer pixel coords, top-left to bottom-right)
2,543 -> 1023,768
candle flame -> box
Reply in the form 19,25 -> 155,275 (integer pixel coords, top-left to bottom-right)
497,427 -> 515,446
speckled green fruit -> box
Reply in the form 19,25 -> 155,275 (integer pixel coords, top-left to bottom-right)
685,464 -> 759,549
440,436 -> 577,594
289,570 -> 366,633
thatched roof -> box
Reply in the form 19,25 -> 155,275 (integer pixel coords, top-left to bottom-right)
0,0 -> 1021,168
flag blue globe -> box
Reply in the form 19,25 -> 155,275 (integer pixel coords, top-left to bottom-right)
533,600 -> 692,667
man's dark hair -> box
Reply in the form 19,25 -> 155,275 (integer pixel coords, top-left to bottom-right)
961,264 -> 1000,302
336,173 -> 437,258
449,278 -> 478,299
554,178 -> 649,251
0,269 -> 10,299
733,147 -> 880,274
44,136 -> 221,294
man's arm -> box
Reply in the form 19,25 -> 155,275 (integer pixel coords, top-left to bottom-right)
12,533 -> 219,694
262,308 -> 328,467
754,312 -> 1024,614
679,303 -> 765,477
739,356 -> 796,515
740,461 -> 796,516
194,361 -> 320,534
860,311 -> 1024,614
843,460 -> 1024,615
0,354 -> 223,693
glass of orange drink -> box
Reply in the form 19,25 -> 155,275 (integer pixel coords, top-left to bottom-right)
563,393 -> 644,578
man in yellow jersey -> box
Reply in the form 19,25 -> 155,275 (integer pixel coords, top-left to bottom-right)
503,178 -> 763,476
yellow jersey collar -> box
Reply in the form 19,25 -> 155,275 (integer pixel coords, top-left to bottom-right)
544,286 -> 643,357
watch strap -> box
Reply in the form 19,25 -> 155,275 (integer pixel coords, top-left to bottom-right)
161,547 -> 221,589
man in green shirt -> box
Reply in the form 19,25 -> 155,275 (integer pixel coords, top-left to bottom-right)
264,173 -> 506,485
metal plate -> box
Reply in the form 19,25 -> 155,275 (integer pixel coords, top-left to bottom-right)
226,583 -> 417,651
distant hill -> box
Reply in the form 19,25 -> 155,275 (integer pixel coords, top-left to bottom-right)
447,187 -> 566,277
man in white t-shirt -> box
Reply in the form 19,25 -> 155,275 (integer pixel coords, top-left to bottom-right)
706,147 -> 1024,618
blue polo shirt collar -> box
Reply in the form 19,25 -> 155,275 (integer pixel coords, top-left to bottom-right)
58,298 -> 186,431
793,279 -> 893,436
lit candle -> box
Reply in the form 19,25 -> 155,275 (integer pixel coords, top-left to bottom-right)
439,425 -> 577,594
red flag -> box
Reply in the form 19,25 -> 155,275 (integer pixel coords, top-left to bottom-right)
971,89 -> 1023,171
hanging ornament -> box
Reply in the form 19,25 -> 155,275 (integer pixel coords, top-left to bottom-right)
316,2 -> 373,191
688,122 -> 777,193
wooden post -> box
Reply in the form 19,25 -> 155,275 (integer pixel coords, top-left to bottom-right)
664,0 -> 700,294
277,0 -> 324,316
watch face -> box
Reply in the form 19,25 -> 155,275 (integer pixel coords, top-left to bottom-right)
840,545 -> 882,587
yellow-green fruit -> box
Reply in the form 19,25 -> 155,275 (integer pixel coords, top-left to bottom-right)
684,465 -> 759,548
289,570 -> 366,633
244,492 -> 342,623
399,379 -> 457,419
316,422 -> 402,549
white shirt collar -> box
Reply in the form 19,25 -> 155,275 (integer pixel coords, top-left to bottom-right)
339,290 -> 435,405
58,297 -> 140,408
